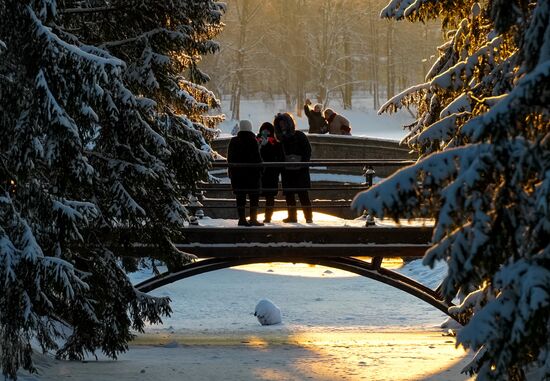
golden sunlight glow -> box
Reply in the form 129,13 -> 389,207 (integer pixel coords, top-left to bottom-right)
134,331 -> 474,381
285,331 -> 474,381
235,258 -> 404,278
259,210 -> 344,223
241,336 -> 269,349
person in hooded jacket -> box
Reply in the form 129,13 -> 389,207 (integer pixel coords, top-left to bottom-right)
257,122 -> 285,223
324,108 -> 352,135
227,120 -> 264,226
304,99 -> 328,134
274,113 -> 313,223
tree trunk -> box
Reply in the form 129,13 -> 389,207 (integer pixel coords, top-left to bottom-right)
386,22 -> 395,100
370,11 -> 380,110
318,0 -> 330,105
231,0 -> 251,121
343,25 -> 352,110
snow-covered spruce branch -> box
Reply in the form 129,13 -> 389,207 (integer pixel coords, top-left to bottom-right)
412,111 -> 471,144
101,28 -> 190,48
378,82 -> 431,114
351,143 -> 493,219
29,7 -> 124,68
424,19 -> 469,81
462,60 -> 550,142
60,6 -> 119,15
430,36 -> 504,91
380,0 -> 417,19
455,255 -> 550,378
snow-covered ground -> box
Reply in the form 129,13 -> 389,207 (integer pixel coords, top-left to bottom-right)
130,258 -> 448,332
217,97 -> 414,141
23,256 -> 474,381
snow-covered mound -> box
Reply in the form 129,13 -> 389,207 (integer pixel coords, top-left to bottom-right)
254,299 -> 282,326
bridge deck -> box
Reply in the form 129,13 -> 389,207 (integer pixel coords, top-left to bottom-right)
163,225 -> 433,258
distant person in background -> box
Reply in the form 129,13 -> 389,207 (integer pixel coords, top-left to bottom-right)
304,99 -> 328,134
274,113 -> 313,223
227,120 -> 264,226
257,122 -> 284,223
324,108 -> 352,135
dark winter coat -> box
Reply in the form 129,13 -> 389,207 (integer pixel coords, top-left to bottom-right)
304,105 -> 328,134
258,136 -> 285,196
227,131 -> 263,194
280,130 -> 312,193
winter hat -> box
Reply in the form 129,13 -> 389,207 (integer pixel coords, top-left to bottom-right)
259,122 -> 275,137
324,108 -> 335,118
239,119 -> 253,132
314,103 -> 323,112
273,112 -> 296,139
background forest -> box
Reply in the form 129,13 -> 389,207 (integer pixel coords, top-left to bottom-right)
200,0 -> 442,119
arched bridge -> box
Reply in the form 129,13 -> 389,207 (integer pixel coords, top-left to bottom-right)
134,143 -> 460,323
134,225 -> 463,324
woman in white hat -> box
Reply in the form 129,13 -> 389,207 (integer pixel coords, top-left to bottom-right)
227,120 -> 264,226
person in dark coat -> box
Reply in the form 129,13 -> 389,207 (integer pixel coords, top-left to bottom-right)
274,113 -> 313,223
257,122 -> 285,223
304,99 -> 328,134
227,120 -> 264,226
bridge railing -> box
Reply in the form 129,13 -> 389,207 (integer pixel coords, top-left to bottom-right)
192,159 -> 414,219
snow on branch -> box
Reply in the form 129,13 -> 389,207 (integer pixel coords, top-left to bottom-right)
439,93 -> 471,117
351,144 -> 492,218
110,181 -> 147,217
455,256 -> 550,365
462,60 -> 550,141
36,70 -> 80,141
60,6 -> 118,15
413,111 -> 470,144
430,37 -> 503,91
380,0 -> 416,19
0,228 -> 19,285
178,79 -> 221,107
381,0 -> 451,20
101,28 -> 190,48
378,82 -> 430,114
29,6 -> 124,68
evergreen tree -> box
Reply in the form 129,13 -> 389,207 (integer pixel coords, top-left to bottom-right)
0,0 -> 225,378
354,1 -> 549,380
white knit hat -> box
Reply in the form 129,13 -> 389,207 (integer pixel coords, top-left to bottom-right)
239,119 -> 253,132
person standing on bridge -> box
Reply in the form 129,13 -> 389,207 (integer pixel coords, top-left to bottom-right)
304,99 -> 328,134
324,108 -> 352,135
227,120 -> 264,227
257,122 -> 284,223
274,113 -> 313,223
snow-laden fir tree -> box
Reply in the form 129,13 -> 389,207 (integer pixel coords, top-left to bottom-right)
0,0 -> 225,378
353,1 -> 549,380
